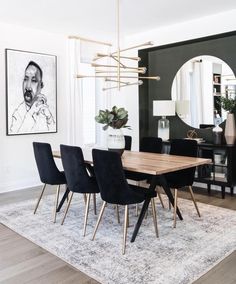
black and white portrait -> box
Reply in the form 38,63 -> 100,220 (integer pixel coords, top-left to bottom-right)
6,49 -> 57,135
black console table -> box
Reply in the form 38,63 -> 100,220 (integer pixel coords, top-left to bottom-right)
163,141 -> 236,199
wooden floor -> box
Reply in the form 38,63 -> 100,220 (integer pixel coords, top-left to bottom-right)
0,186 -> 235,284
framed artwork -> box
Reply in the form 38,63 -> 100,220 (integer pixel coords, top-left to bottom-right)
6,49 -> 57,135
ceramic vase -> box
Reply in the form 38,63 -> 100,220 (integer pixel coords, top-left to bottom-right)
224,113 -> 236,145
107,128 -> 125,155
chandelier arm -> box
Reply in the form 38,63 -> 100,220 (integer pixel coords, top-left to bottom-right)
102,80 -> 143,91
92,63 -> 146,71
93,53 -> 141,61
112,41 -> 154,55
110,55 -> 126,68
96,70 -> 145,74
105,79 -> 130,85
77,75 -> 160,80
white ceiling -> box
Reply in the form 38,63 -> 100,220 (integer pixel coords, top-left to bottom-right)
0,0 -> 235,40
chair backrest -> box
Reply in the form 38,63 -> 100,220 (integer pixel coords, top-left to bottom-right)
140,137 -> 162,153
124,135 -> 132,150
60,144 -> 96,193
92,149 -> 132,204
168,139 -> 198,186
33,142 -> 65,185
170,139 -> 198,157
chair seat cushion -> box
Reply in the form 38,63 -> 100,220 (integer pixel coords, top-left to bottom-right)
115,184 -> 157,205
48,171 -> 67,185
71,176 -> 100,194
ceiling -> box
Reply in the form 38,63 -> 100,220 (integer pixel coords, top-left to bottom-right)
0,0 -> 235,41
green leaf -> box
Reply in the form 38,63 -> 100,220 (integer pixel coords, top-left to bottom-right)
95,106 -> 131,130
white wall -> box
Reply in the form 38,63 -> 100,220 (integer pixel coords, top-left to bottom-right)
0,22 -> 69,193
121,9 -> 236,150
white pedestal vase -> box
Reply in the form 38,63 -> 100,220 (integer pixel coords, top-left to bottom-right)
107,128 -> 125,155
224,113 -> 236,145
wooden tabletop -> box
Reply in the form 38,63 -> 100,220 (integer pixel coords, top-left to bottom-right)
53,149 -> 211,176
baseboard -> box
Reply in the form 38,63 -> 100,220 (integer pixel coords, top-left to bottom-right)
193,182 -> 234,193
0,178 -> 41,193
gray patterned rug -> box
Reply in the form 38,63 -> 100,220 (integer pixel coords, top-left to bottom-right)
0,194 -> 236,284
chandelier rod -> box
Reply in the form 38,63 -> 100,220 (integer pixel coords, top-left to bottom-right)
117,0 -> 120,89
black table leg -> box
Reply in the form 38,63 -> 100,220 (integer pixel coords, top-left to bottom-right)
207,184 -> 211,195
56,187 -> 70,212
158,175 -> 183,221
131,197 -> 151,242
230,187 -> 234,196
221,186 -> 225,199
131,175 -> 158,242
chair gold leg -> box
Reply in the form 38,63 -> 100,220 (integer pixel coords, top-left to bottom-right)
116,204 -> 120,224
65,186 -> 69,202
93,193 -> 97,215
135,181 -> 140,217
83,194 -> 91,236
151,198 -> 159,238
173,188 -> 178,228
135,204 -> 139,217
92,201 -> 107,241
34,183 -> 47,214
188,186 -> 201,217
61,192 -> 74,225
83,193 -> 87,204
122,205 -> 129,255
156,187 -> 165,208
53,185 -> 61,223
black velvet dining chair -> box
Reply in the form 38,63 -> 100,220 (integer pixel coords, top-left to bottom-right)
60,144 -> 100,236
165,139 -> 200,227
124,135 -> 132,151
33,142 -> 67,223
125,137 -> 165,209
92,149 -> 158,254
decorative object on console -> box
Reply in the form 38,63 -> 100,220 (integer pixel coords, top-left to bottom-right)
212,124 -> 223,145
187,129 -> 198,139
76,0 -> 160,91
224,113 -> 236,144
153,100 -> 175,141
95,106 -> 130,154
219,96 -> 236,144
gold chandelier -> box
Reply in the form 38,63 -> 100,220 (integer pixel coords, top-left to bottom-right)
77,0 -> 160,91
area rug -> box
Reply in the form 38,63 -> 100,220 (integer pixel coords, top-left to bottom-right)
0,194 -> 236,284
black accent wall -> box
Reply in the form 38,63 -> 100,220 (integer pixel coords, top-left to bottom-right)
139,31 -> 236,143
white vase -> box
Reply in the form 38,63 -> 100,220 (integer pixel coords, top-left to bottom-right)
107,128 -> 125,155
224,113 -> 236,145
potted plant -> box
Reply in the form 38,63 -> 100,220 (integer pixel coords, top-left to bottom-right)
219,96 -> 236,144
95,106 -> 131,154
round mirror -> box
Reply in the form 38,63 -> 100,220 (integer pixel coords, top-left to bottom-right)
171,55 -> 236,129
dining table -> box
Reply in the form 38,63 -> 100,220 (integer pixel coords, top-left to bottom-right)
53,148 -> 211,242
